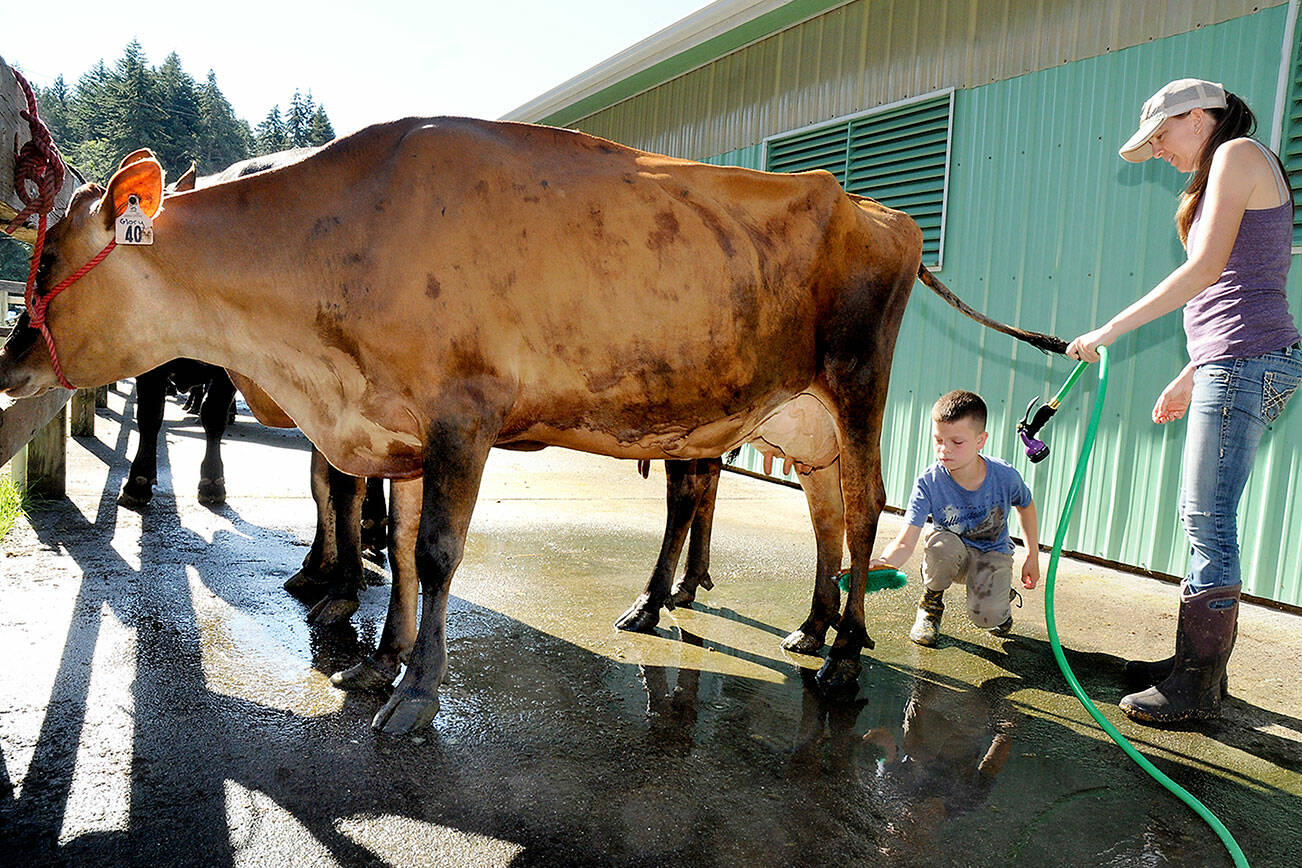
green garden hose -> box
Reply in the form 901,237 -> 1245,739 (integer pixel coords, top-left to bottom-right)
1043,345 -> 1249,867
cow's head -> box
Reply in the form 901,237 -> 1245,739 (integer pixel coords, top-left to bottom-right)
0,150 -> 164,397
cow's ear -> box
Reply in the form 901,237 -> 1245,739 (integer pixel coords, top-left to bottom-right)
117,148 -> 155,171
101,156 -> 164,230
172,162 -> 197,193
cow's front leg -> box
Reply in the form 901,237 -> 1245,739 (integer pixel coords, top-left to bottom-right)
118,367 -> 168,508
196,371 -> 235,505
373,408 -> 499,735
332,477 -> 421,691
615,459 -> 712,633
668,458 -> 721,607
782,461 -> 845,654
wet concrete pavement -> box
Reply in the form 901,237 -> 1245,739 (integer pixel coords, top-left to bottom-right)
1,383 -> 1299,867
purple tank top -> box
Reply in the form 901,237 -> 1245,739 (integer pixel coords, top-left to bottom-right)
1184,140 -> 1300,365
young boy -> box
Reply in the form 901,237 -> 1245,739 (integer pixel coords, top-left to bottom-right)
869,390 -> 1040,645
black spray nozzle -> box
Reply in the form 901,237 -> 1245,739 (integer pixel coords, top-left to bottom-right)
1017,395 -> 1057,463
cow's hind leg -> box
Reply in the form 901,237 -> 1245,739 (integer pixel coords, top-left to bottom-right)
781,461 -> 846,654
361,477 -> 388,566
196,370 -> 235,505
615,458 -> 714,633
373,408 -> 499,735
306,460 -> 369,624
286,448 -> 365,622
332,477 -> 421,691
668,458 -> 721,607
119,366 -> 169,508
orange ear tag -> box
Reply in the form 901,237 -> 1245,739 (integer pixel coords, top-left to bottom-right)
115,194 -> 155,245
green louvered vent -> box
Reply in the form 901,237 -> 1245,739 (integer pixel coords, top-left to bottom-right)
765,92 -> 952,267
765,123 -> 849,183
847,96 -> 951,266
1286,26 -> 1302,248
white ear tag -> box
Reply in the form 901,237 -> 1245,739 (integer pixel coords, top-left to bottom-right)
116,195 -> 154,245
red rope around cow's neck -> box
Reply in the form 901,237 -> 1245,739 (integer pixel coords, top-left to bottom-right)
5,65 -> 77,389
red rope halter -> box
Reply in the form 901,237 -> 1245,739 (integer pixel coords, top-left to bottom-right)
4,65 -> 96,390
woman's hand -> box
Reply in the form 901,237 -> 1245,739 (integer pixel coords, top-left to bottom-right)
1152,367 -> 1195,424
1065,326 -> 1115,363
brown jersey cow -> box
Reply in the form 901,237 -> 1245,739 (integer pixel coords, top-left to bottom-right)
0,118 -> 1059,734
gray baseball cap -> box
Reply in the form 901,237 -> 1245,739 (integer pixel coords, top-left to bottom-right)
1119,78 -> 1227,162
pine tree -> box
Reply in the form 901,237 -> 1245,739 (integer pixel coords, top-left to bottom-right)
308,106 -> 335,145
106,40 -> 167,163
254,106 -> 289,155
287,90 -> 315,148
154,52 -> 201,174
196,71 -> 251,173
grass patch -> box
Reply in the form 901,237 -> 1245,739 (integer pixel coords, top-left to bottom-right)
0,475 -> 26,541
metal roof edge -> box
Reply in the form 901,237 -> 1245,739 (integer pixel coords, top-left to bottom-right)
500,0 -> 850,126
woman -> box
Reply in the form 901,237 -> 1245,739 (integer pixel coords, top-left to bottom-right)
1066,78 -> 1302,725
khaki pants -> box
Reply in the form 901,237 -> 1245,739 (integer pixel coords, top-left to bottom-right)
921,530 -> 1014,629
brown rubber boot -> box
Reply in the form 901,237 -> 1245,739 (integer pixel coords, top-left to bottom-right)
1120,584 -> 1240,725
1123,583 -> 1231,699
909,589 -> 945,646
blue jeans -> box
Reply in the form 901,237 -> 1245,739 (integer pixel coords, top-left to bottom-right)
1181,345 -> 1302,592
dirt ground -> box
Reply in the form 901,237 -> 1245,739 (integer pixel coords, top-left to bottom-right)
1,383 -> 1299,867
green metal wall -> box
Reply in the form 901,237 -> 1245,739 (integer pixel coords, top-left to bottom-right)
895,7 -> 1301,606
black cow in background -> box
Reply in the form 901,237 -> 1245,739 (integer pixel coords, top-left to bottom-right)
118,360 -> 236,507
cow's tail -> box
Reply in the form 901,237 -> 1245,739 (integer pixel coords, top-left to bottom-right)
917,264 -> 1067,355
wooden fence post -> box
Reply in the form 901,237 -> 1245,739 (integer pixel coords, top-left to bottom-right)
11,403 -> 66,498
70,388 -> 95,436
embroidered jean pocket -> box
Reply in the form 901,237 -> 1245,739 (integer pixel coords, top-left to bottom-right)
1262,370 -> 1300,423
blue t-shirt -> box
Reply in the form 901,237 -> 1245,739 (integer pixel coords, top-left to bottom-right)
903,456 -> 1032,554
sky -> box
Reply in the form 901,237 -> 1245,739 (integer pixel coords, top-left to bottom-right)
4,0 -> 714,136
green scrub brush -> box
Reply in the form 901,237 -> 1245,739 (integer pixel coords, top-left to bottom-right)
837,567 -> 908,593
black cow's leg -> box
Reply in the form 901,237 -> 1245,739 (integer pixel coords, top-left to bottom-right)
332,477 -> 421,691
782,461 -> 846,654
372,409 -> 499,735
615,459 -> 714,633
306,460 -> 368,625
119,366 -> 169,508
669,458 -> 721,606
285,447 -> 336,600
286,448 -> 365,615
360,477 -> 389,565
196,371 -> 235,505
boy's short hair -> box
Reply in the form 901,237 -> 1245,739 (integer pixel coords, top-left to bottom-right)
932,389 -> 987,431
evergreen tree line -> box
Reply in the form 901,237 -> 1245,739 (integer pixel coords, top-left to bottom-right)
3,41 -> 336,283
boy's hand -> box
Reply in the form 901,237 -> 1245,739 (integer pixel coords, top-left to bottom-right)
1021,555 -> 1040,590
867,556 -> 892,571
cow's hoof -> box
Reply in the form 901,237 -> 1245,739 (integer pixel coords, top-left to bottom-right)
815,656 -> 862,691
117,477 -> 155,509
667,587 -> 696,608
372,690 -> 440,735
283,569 -> 331,601
781,629 -> 824,654
614,599 -> 660,633
331,657 -> 398,691
197,477 -> 226,505
308,595 -> 359,625
363,547 -> 388,568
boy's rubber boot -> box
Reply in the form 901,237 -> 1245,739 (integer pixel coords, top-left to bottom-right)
1123,582 -> 1231,699
1120,584 -> 1240,725
909,589 -> 945,646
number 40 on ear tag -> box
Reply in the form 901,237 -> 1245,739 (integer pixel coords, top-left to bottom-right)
116,195 -> 154,245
